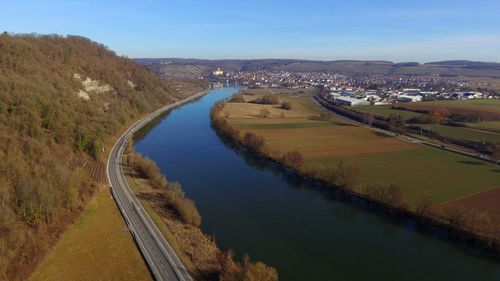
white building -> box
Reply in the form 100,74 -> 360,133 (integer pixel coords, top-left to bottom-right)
213,67 -> 224,76
335,97 -> 370,106
398,95 -> 422,102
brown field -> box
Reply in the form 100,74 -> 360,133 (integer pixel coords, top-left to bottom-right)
437,187 -> 500,220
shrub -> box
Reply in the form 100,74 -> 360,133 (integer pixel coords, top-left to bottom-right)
161,182 -> 201,226
254,94 -> 280,105
280,151 -> 304,169
281,101 -> 292,110
336,161 -> 362,191
135,154 -> 168,189
242,132 -> 266,153
365,183 -> 406,207
230,94 -> 245,103
259,108 -> 271,118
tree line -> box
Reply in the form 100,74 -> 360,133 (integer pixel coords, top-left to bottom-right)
213,95 -> 500,251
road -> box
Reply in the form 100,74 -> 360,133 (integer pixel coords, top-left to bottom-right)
313,96 -> 497,164
107,91 -> 207,281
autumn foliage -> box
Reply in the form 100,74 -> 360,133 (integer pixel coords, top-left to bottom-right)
0,33 -> 179,280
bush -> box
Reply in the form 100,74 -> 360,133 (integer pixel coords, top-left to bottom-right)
280,151 -> 304,169
241,258 -> 278,281
135,154 -> 168,189
281,101 -> 292,110
335,161 -> 362,191
242,132 -> 266,153
230,94 -> 245,103
259,108 -> 271,118
254,94 -> 280,105
365,183 -> 406,207
161,182 -> 201,226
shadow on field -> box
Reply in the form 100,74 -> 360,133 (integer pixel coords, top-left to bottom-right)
457,160 -> 485,165
491,169 -> 500,173
372,131 -> 392,138
331,121 -> 354,126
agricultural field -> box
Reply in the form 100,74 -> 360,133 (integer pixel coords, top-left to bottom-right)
356,100 -> 500,145
437,187 -> 500,222
401,99 -> 500,114
466,121 -> 500,133
355,105 -> 421,120
418,124 -> 500,144
222,89 -> 500,208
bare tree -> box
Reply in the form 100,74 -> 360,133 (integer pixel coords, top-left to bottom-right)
363,112 -> 374,126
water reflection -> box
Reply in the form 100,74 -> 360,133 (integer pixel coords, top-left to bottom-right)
135,88 -> 500,281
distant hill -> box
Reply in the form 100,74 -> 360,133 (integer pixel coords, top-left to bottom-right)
426,60 -> 500,69
136,58 -> 500,79
0,33 -> 186,280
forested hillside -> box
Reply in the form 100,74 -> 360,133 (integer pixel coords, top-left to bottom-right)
0,33 -> 190,280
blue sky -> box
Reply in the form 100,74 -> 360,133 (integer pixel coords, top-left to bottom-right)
1,0 -> 499,62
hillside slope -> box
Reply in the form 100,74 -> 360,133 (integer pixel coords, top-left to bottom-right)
0,33 -> 187,280
137,58 -> 500,80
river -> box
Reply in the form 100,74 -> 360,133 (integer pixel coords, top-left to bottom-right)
134,87 -> 500,281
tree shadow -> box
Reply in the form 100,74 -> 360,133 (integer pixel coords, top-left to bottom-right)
372,131 -> 392,138
331,121 -> 354,126
457,160 -> 484,165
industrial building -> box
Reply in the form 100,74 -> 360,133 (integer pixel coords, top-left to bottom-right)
334,97 -> 370,106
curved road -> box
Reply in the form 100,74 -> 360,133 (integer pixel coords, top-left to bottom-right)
107,91 -> 207,281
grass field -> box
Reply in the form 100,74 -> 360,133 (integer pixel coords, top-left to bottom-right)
29,186 -> 152,281
355,105 -> 421,120
419,123 -> 500,144
403,99 -> 500,113
356,100 -> 500,144
467,121 -> 500,133
223,89 -> 500,208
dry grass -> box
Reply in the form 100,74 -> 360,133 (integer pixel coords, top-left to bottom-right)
28,186 -> 152,281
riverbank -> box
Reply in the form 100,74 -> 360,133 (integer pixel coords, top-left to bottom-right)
111,88 -> 278,281
122,147 -> 278,281
211,89 -> 500,256
133,87 -> 500,281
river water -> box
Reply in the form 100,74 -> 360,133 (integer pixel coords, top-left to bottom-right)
134,88 -> 500,281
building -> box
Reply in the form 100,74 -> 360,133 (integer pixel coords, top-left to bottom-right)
335,97 -> 370,106
398,95 -> 422,102
212,67 -> 224,76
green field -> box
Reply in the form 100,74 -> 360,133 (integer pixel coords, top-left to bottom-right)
355,105 -> 421,120
467,120 -> 500,133
223,90 -> 500,207
420,123 -> 500,144
410,99 -> 500,112
311,147 -> 500,205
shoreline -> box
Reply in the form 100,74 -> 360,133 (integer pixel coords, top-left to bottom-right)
110,87 -> 278,281
210,97 -> 500,259
106,89 -> 209,281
